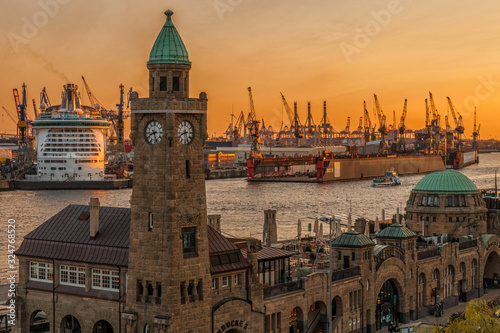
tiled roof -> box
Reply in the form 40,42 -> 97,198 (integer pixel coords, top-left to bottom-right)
16,205 -> 130,266
331,231 -> 374,248
240,247 -> 296,261
413,170 -> 478,193
208,226 -> 250,274
375,223 -> 417,239
16,205 -> 251,274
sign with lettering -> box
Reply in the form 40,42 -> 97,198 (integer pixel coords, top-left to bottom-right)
217,320 -> 248,333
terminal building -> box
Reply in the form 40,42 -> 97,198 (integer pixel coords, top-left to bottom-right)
15,10 -> 500,333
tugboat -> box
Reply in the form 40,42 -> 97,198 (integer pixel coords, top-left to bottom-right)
372,170 -> 401,186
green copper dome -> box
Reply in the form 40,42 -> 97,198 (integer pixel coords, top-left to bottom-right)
148,10 -> 191,65
413,170 -> 478,193
375,223 -> 417,239
331,231 -> 374,248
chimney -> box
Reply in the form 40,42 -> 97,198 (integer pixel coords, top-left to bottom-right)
263,210 -> 277,246
90,198 -> 100,239
208,215 -> 221,233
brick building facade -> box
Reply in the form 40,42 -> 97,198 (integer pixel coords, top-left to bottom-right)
14,10 -> 500,333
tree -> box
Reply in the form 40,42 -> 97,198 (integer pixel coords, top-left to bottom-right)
435,299 -> 499,333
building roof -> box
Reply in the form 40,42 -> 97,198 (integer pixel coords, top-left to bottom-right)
331,231 -> 374,248
148,10 -> 191,65
412,170 -> 479,193
375,223 -> 417,239
16,204 -> 251,275
374,245 -> 389,256
240,246 -> 296,261
16,205 -> 130,266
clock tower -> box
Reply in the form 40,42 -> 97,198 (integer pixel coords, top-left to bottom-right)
124,10 -> 211,332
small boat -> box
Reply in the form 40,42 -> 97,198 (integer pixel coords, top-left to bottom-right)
372,170 -> 401,186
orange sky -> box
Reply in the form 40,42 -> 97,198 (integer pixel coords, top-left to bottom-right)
1,0 -> 499,139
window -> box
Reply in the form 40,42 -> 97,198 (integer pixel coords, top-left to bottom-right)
186,160 -> 191,179
447,196 -> 452,207
173,76 -> 180,91
351,252 -> 355,261
160,76 -> 167,91
29,262 -> 53,282
92,269 -> 119,291
156,283 -> 162,304
427,196 -> 432,206
212,278 -> 218,290
150,76 -> 154,91
421,196 -> 426,206
222,276 -> 229,287
461,196 -> 466,207
433,216 -> 436,222
60,265 -> 85,287
182,227 -> 197,255
148,212 -> 153,232
434,197 -> 438,206
137,280 -> 143,301
455,196 -> 459,207
235,274 -> 241,286
338,251 -> 341,260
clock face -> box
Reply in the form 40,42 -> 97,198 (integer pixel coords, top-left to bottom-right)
145,120 -> 163,145
178,120 -> 194,145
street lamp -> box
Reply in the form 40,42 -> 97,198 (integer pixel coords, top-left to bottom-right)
319,215 -> 341,333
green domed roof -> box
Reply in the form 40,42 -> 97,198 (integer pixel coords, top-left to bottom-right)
148,10 -> 191,65
331,231 -> 374,248
413,170 -> 478,193
375,223 -> 417,239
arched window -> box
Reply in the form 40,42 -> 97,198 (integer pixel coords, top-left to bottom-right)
432,269 -> 440,281
444,265 -> 454,298
417,273 -> 425,307
144,324 -> 151,333
61,315 -> 81,333
472,259 -> 478,289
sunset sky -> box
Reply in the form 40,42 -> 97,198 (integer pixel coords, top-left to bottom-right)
1,0 -> 499,139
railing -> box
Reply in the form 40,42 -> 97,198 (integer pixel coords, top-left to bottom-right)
417,247 -> 441,260
459,239 -> 478,251
332,266 -> 361,281
305,310 -> 321,333
263,279 -> 303,299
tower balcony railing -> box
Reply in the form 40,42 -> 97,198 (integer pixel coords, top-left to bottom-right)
332,266 -> 361,282
417,247 -> 441,260
459,239 -> 477,251
263,279 -> 303,299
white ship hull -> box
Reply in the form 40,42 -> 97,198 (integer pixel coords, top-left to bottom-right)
31,84 -> 111,182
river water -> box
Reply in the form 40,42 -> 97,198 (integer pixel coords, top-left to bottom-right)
1,153 -> 499,278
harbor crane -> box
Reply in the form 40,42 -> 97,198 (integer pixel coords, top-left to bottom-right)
40,87 -> 51,107
280,92 -> 294,126
318,101 -> 333,145
446,96 -> 465,141
247,87 -> 261,158
363,101 -> 372,142
291,102 -> 303,146
374,94 -> 388,148
340,116 -> 350,138
2,106 -> 18,127
397,99 -> 408,152
233,111 -> 245,143
13,83 -> 32,164
472,107 -> 481,149
304,102 -> 317,143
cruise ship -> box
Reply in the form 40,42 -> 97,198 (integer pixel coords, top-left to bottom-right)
31,83 -> 110,181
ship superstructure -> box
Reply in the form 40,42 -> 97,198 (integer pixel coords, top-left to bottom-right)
31,84 -> 110,181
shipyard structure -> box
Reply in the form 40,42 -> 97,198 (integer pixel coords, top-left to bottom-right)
14,10 -> 500,333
